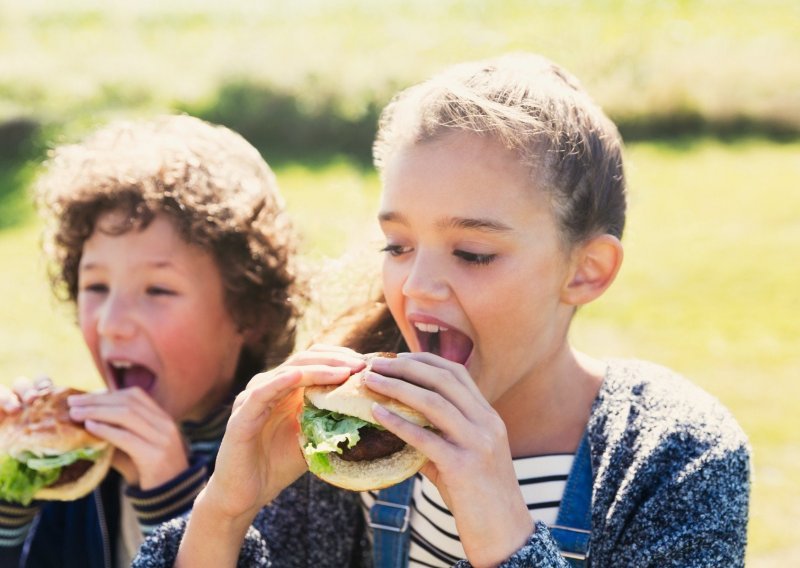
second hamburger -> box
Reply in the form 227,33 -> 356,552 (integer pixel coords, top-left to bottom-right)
299,353 -> 430,491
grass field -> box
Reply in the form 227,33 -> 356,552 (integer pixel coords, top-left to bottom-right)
1,138 -> 798,564
1,0 -> 798,563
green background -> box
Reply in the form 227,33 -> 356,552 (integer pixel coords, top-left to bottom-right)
1,1 -> 798,564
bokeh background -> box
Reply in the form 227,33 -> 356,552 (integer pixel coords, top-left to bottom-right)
1,1 -> 798,564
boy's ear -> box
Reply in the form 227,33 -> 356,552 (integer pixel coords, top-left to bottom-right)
561,234 -> 623,306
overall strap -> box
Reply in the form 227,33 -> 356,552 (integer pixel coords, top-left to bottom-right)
370,476 -> 415,568
550,430 -> 592,567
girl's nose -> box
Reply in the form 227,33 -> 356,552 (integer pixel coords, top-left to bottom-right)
401,252 -> 449,302
97,294 -> 137,340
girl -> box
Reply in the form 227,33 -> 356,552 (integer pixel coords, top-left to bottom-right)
134,53 -> 750,567
0,114 -> 302,567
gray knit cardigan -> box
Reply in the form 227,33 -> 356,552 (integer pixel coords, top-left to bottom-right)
132,359 -> 750,567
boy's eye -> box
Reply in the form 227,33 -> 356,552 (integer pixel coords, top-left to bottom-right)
379,244 -> 412,257
81,283 -> 108,294
453,250 -> 497,265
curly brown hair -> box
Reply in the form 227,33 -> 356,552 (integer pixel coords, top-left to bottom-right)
35,114 -> 303,381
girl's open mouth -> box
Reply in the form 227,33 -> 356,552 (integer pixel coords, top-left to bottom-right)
108,360 -> 157,393
413,322 -> 473,365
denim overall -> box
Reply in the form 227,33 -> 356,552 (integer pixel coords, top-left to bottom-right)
369,431 -> 592,568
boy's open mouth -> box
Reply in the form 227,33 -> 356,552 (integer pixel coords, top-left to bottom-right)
413,322 -> 473,365
108,360 -> 157,392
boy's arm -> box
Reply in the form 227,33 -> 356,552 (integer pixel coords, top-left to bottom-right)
0,500 -> 40,565
125,455 -> 210,536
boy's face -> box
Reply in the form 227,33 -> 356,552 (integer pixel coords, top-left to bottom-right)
77,212 -> 245,421
379,131 -> 577,405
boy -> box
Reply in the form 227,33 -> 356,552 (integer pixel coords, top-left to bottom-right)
0,114 -> 303,567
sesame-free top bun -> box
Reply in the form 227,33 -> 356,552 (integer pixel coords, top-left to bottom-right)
301,352 -> 430,491
304,352 -> 430,428
0,386 -> 112,501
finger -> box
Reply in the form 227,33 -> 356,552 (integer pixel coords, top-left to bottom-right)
68,388 -> 167,430
395,352 -> 487,403
0,385 -> 21,414
365,372 -> 475,442
371,402 -> 454,462
245,364 -> 353,395
392,352 -> 489,405
369,356 -> 490,421
12,376 -> 40,402
283,347 -> 366,371
69,395 -> 175,444
231,369 -> 305,426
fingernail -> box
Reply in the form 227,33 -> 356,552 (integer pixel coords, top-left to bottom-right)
69,407 -> 86,419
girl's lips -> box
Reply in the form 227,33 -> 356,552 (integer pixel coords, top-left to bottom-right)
410,317 -> 474,365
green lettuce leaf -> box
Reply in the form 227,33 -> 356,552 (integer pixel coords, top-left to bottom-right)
300,406 -> 371,474
0,447 -> 104,505
0,456 -> 60,506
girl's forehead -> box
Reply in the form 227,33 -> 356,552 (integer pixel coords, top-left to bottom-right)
380,132 -> 551,222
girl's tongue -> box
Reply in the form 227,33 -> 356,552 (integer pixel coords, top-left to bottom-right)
418,328 -> 474,364
113,365 -> 156,392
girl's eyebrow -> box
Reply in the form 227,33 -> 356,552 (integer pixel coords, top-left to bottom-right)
378,210 -> 511,233
442,216 -> 512,233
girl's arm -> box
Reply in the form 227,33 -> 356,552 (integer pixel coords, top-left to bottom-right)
138,346 -> 365,568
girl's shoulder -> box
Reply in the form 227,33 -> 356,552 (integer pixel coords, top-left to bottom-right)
590,359 -> 749,454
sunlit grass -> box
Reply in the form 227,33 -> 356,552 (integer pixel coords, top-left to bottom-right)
1,140 -> 798,563
1,0 -> 798,133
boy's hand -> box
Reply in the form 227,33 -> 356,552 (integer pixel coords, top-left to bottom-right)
1,376 -> 54,415
67,388 -> 188,490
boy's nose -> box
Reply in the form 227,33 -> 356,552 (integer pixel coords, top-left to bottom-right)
97,294 -> 137,340
401,252 -> 449,302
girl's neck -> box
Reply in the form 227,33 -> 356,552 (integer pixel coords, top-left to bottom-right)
494,346 -> 606,457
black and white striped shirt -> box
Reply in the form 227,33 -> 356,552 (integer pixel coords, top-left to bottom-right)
361,453 -> 574,567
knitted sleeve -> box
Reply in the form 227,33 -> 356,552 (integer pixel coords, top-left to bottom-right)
453,522 -> 569,568
587,360 -> 751,567
125,456 -> 210,535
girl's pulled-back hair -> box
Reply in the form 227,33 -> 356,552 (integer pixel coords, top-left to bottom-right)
342,53 -> 627,353
36,114 -> 302,377
373,52 -> 626,245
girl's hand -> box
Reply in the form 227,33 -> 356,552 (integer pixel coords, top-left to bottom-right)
67,388 -> 188,490
175,345 -> 364,568
366,353 -> 533,568
200,345 -> 365,521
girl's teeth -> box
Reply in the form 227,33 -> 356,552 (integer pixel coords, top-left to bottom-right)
110,361 -> 133,369
414,322 -> 449,333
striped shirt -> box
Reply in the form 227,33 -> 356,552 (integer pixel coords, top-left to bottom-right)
361,453 -> 574,567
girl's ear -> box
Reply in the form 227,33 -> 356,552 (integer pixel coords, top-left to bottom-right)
561,234 -> 623,306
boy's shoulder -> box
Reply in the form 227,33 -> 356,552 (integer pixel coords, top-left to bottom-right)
591,358 -> 749,453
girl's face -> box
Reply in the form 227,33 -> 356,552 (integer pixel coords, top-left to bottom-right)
379,132 -> 577,403
78,212 -> 245,421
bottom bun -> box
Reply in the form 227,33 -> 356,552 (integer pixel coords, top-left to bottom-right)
34,448 -> 113,502
303,440 -> 427,492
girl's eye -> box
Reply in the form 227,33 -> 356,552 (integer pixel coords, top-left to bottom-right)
379,244 -> 412,257
453,250 -> 497,266
146,286 -> 176,296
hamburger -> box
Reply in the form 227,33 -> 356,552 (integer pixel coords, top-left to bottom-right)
299,353 -> 430,491
0,385 -> 113,505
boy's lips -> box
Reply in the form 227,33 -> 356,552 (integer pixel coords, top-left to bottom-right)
107,360 -> 157,392
411,318 -> 473,365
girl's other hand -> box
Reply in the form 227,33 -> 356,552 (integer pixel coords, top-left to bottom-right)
200,345 -> 365,522
367,353 -> 533,567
